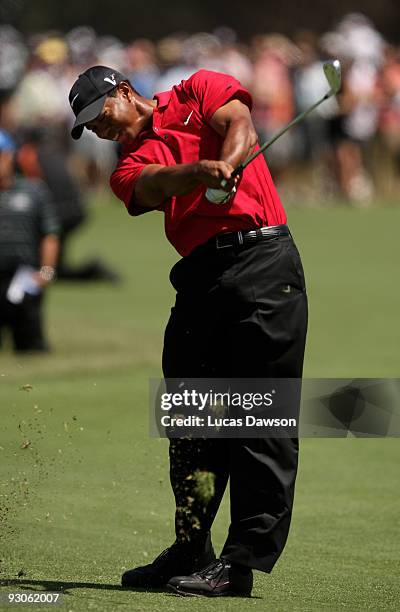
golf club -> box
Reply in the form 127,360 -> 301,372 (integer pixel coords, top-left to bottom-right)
215,59 -> 341,194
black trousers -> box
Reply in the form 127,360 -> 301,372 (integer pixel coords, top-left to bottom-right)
0,277 -> 47,352
162,233 -> 308,573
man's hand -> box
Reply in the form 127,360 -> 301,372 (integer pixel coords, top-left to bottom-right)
195,160 -> 237,192
196,161 -> 238,205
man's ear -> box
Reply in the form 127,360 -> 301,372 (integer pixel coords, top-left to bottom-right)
117,81 -> 132,101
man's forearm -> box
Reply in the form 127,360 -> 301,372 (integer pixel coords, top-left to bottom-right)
40,234 -> 59,268
136,163 -> 200,207
35,234 -> 59,286
219,116 -> 258,169
135,160 -> 234,208
209,100 -> 258,171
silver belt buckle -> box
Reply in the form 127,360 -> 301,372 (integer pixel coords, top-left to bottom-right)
216,231 -> 244,249
216,234 -> 232,249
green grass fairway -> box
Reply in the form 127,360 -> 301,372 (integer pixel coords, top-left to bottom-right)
1,200 -> 399,611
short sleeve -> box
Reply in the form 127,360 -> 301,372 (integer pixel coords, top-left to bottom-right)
185,70 -> 253,123
110,153 -> 148,216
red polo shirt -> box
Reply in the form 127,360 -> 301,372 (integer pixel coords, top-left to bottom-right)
110,70 -> 286,256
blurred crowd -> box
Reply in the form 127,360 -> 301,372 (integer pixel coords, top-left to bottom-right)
2,12 -> 400,352
1,13 -> 400,204
1,11 -> 400,207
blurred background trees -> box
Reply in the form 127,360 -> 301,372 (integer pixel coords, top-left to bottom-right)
1,0 -> 400,42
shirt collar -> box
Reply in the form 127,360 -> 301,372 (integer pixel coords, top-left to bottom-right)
153,90 -> 172,109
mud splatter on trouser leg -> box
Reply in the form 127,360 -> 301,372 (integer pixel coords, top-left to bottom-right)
169,437 -> 229,545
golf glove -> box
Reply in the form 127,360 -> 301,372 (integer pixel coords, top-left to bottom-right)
205,186 -> 236,204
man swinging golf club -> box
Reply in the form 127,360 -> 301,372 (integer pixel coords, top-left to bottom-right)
68,61 -> 339,597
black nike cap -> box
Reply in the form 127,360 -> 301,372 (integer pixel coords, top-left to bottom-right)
69,65 -> 127,140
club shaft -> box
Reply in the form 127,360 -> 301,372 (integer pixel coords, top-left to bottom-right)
230,92 -> 331,179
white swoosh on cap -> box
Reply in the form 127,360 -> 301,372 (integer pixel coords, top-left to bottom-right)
71,93 -> 79,109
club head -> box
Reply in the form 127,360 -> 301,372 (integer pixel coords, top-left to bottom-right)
323,59 -> 341,96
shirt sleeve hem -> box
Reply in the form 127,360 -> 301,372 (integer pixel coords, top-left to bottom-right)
204,89 -> 253,123
126,196 -> 154,216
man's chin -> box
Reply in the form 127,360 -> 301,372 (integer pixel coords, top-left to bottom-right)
118,133 -> 133,145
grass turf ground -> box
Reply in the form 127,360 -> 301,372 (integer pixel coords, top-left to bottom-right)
0,200 -> 399,611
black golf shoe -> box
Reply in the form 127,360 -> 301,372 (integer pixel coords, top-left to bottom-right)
167,557 -> 253,597
121,533 -> 216,589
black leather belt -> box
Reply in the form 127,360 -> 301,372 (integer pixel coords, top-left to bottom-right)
208,224 -> 290,250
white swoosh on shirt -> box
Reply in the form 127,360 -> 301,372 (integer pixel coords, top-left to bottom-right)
183,110 -> 194,125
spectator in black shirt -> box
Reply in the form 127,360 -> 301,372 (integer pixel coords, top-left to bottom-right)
17,127 -> 121,282
0,130 -> 60,352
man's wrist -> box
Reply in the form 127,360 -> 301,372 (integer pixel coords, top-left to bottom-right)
189,161 -> 203,182
39,265 -> 56,283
